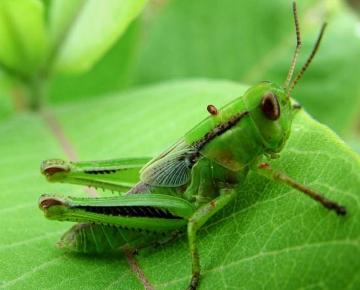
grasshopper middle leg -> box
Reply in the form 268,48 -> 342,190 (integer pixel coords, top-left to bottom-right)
186,188 -> 238,290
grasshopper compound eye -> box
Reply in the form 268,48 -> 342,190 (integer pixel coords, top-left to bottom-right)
261,92 -> 280,121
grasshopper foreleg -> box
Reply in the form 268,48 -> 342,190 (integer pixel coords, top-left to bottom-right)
255,162 -> 346,215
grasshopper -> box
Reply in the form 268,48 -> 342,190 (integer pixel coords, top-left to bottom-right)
39,2 -> 346,289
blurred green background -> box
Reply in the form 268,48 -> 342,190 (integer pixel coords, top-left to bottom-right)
1,0 -> 359,142
0,0 -> 360,289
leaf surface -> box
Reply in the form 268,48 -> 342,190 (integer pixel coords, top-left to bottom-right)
1,80 -> 359,289
0,114 -> 141,290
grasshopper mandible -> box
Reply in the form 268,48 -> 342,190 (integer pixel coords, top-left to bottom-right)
39,2 -> 346,289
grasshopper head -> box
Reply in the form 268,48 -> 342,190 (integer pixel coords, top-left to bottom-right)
243,1 -> 328,154
244,2 -> 327,154
245,82 -> 294,154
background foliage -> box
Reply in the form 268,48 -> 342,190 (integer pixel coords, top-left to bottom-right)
0,0 -> 359,289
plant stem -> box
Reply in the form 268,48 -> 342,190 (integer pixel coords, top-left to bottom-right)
27,75 -> 48,111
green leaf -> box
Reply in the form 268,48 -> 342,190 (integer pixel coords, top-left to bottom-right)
0,115 -> 142,290
1,80 -> 359,289
47,0 -> 84,52
0,0 -> 46,76
49,20 -> 140,103
50,0 -> 147,74
133,0 -> 360,136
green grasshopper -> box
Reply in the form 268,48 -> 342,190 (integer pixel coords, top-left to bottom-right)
39,2 -> 346,289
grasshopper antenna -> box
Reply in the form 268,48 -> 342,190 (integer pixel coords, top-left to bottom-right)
284,1 -> 302,91
287,22 -> 327,97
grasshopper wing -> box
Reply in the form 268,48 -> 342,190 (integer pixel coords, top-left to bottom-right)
140,139 -> 197,187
